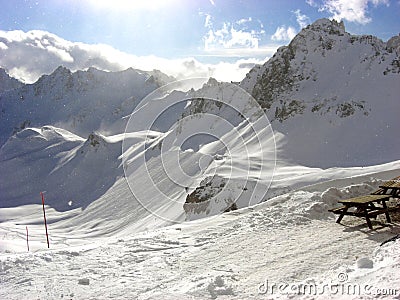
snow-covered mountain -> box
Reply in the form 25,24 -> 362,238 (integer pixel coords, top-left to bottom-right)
0,66 -> 174,147
0,68 -> 24,93
0,126 -> 122,211
241,18 -> 400,167
117,77 -> 278,221
0,65 -> 174,214
181,19 -> 400,217
0,19 -> 400,298
1,19 -> 399,219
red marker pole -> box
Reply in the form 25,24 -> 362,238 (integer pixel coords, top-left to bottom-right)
26,226 -> 29,252
41,192 -> 50,248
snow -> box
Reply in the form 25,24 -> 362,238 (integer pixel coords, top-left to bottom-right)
240,19 -> 400,168
1,164 -> 399,299
0,18 -> 399,299
0,67 -> 169,147
0,126 -> 122,211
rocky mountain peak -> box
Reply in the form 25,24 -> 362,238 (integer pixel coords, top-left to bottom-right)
306,18 -> 345,34
0,68 -> 24,93
387,34 -> 400,54
239,18 -> 399,167
34,65 -> 73,92
46,65 -> 72,80
241,18 -> 398,112
286,18 -> 352,59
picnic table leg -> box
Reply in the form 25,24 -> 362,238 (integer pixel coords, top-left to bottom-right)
365,217 -> 373,229
336,206 -> 348,224
364,210 -> 373,229
381,200 -> 392,223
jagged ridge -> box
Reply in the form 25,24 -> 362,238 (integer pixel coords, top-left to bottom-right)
240,18 -> 400,167
0,66 -> 173,147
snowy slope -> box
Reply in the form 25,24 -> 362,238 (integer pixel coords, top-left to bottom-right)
1,67 -> 398,223
0,126 -> 121,211
119,78 -> 278,221
241,19 -> 400,167
0,77 -> 273,219
0,165 -> 399,299
2,74 -> 397,235
1,19 -> 398,223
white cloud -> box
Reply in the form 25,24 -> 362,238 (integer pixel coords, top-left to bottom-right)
204,13 -> 212,27
209,0 -> 215,6
371,0 -> 389,6
270,10 -> 309,43
318,0 -> 389,24
306,0 -> 318,7
196,46 -> 278,58
0,29 -> 269,84
47,45 -> 74,62
202,15 -> 266,57
207,57 -> 267,82
271,26 -> 297,41
294,9 -> 310,28
236,17 -> 252,25
0,42 -> 8,50
226,27 -> 259,48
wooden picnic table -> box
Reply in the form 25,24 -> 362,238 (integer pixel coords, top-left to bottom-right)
376,176 -> 400,198
329,194 -> 395,229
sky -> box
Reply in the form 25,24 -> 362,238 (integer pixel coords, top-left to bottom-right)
0,0 -> 399,83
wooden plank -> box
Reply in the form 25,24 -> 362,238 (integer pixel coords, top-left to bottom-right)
379,176 -> 400,188
338,194 -> 390,204
377,186 -> 400,198
379,183 -> 400,189
363,208 -> 393,216
328,206 -> 347,213
336,211 -> 361,217
371,188 -> 386,195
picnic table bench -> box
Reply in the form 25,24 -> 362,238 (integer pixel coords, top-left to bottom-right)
329,194 -> 396,229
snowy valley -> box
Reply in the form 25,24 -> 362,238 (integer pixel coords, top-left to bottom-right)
0,19 -> 399,299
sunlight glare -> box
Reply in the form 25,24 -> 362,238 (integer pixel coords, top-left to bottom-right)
89,0 -> 180,11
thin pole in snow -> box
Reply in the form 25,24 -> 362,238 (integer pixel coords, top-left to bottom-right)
26,226 -> 29,252
41,192 -> 50,248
